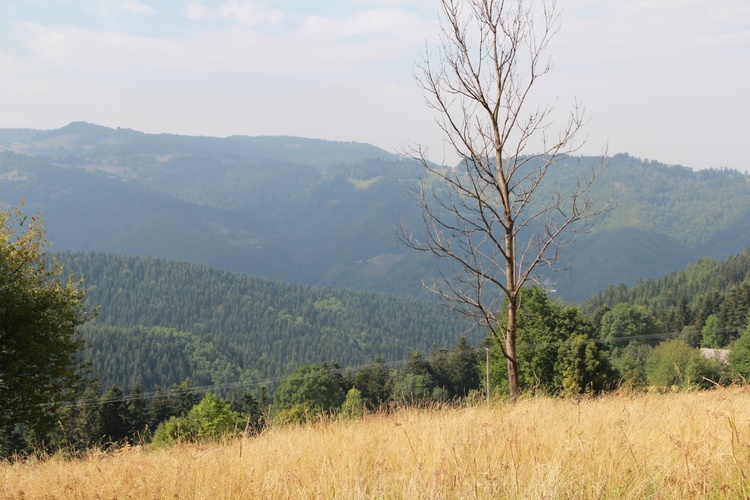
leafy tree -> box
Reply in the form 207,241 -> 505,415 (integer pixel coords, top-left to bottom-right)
390,372 -> 438,404
599,303 -> 662,346
351,357 -> 389,409
701,314 -> 728,348
229,389 -> 264,434
0,425 -> 27,458
728,313 -> 750,380
719,281 -> 750,338
679,325 -> 702,348
169,378 -> 199,417
70,381 -> 103,450
148,386 -> 173,431
612,342 -> 652,388
486,287 -> 613,395
0,202 -> 92,432
184,393 -> 243,440
273,364 -> 346,415
390,352 -> 438,404
555,334 -> 614,395
400,0 -> 608,400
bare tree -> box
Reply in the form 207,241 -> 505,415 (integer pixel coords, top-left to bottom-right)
400,0 -> 609,401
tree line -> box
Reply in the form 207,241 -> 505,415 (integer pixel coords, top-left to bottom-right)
54,251 -> 478,392
5,278 -> 750,457
3,194 -> 750,458
584,248 -> 750,348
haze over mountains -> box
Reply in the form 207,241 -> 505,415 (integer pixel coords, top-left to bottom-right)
1,122 -> 749,303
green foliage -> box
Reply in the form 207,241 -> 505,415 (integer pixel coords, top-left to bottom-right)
341,388 -> 365,419
486,287 -> 613,395
645,340 -> 724,389
599,303 -> 662,346
186,394 -> 244,440
351,357 -> 389,409
701,314 -> 729,348
152,417 -> 189,446
272,404 -> 315,426
729,316 -> 750,380
679,325 -> 702,348
585,250 -> 750,340
100,386 -> 130,444
612,343 -> 652,388
272,364 -> 346,416
428,336 -> 480,399
54,251 -> 476,393
389,373 -> 437,404
555,334 -> 615,395
0,201 -> 91,432
390,352 -> 439,404
229,390 -> 264,434
152,393 -> 243,444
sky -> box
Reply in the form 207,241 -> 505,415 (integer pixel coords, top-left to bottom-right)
0,0 -> 748,172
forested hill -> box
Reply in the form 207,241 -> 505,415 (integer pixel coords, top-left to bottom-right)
2,123 -> 750,302
583,249 -> 750,343
549,155 -> 750,300
0,121 -> 394,166
57,252 -> 476,393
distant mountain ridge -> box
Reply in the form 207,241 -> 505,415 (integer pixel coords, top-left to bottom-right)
1,122 -> 749,302
0,121 -> 396,167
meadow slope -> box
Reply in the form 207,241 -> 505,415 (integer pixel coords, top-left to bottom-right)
4,389 -> 750,498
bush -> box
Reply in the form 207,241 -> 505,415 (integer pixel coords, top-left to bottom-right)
645,340 -> 725,389
152,393 -> 243,445
341,388 -> 365,419
273,403 -> 315,426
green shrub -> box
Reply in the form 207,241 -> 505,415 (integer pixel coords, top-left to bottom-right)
151,393 -> 243,445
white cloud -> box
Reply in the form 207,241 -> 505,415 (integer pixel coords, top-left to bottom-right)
14,4 -> 433,76
185,3 -> 211,21
218,0 -> 284,27
185,1 -> 284,27
93,0 -> 155,16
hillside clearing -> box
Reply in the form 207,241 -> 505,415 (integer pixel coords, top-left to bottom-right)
4,388 -> 750,498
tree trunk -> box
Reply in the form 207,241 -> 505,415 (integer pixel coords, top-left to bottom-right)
506,294 -> 521,401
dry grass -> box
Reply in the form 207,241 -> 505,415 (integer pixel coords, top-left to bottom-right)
4,388 -> 750,498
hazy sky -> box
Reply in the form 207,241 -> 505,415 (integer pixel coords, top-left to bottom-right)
1,0 -> 748,172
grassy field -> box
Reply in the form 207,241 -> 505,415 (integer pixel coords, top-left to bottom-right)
3,388 -> 750,498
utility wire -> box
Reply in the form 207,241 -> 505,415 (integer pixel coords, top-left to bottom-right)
54,326 -> 739,410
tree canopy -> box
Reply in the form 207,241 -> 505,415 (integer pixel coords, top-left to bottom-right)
0,202 -> 91,431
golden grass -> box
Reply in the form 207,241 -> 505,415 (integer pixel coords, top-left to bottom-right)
4,388 -> 750,498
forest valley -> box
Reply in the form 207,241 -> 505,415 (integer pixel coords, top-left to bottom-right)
2,249 -> 749,458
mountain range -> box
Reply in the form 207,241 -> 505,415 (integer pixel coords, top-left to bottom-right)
1,122 -> 749,303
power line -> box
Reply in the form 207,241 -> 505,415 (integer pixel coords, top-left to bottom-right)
54,327 -> 739,410
57,356 -> 415,409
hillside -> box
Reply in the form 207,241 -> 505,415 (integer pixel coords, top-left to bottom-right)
6,391 -> 750,497
2,123 -> 750,302
56,252 -> 476,392
583,248 -> 750,341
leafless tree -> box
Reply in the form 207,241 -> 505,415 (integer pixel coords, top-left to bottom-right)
400,0 -> 609,401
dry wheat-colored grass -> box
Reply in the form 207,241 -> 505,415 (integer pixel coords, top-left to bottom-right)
3,387 -> 750,498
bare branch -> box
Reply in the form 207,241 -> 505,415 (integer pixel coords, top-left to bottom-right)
402,0 -> 609,400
